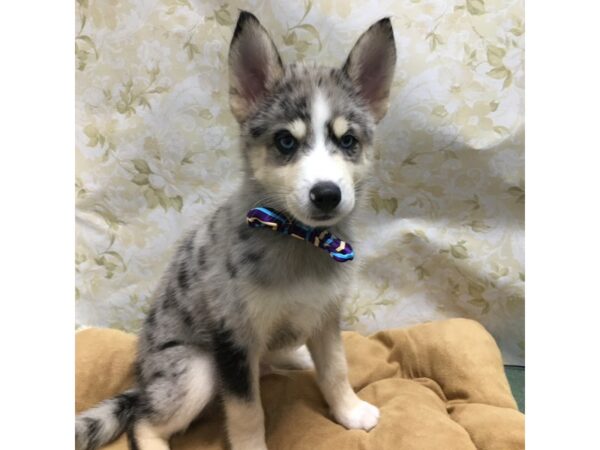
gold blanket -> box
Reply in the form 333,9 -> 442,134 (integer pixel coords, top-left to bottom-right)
76,318 -> 524,449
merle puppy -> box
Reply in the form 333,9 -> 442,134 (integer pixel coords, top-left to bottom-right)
76,11 -> 396,450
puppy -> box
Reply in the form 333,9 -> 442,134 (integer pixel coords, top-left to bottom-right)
76,11 -> 396,450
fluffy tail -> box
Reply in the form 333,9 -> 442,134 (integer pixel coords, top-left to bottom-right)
75,389 -> 139,450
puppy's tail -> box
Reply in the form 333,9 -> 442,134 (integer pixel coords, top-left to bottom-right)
75,389 -> 139,450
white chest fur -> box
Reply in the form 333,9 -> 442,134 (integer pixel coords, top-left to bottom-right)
241,274 -> 348,351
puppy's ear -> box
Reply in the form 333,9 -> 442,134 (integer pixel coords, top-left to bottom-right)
343,18 -> 396,123
228,11 -> 284,123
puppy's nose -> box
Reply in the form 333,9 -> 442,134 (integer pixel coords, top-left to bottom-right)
309,182 -> 341,213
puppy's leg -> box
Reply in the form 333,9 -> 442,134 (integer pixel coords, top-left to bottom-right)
262,345 -> 315,371
220,351 -> 268,450
307,318 -> 380,431
211,324 -> 267,450
130,347 -> 216,450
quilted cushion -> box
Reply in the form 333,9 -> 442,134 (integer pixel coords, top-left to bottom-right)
76,318 -> 524,449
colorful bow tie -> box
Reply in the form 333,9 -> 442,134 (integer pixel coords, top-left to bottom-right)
246,207 -> 354,262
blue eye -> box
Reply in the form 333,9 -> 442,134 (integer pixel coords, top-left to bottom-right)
275,131 -> 298,155
339,133 -> 357,150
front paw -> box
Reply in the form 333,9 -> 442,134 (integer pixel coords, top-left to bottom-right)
333,400 -> 380,431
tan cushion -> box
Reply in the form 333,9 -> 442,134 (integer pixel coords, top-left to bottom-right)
76,318 -> 524,449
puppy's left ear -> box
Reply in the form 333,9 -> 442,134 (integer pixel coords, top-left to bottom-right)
343,18 -> 396,123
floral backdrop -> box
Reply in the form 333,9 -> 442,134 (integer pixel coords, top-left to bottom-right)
75,0 -> 524,364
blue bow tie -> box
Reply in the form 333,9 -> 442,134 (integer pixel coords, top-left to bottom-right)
246,207 -> 354,262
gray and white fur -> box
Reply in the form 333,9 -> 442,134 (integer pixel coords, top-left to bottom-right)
76,11 -> 396,450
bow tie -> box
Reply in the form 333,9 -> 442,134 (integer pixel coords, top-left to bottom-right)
246,207 -> 354,263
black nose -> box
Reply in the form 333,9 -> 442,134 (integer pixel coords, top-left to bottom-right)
309,182 -> 341,213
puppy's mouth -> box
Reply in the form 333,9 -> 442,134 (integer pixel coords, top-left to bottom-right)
287,206 -> 345,228
285,194 -> 353,228
310,213 -> 334,221
307,213 -> 341,227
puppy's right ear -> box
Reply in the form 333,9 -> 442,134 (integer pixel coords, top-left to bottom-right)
228,11 -> 284,123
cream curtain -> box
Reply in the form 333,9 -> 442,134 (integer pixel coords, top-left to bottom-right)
75,0 -> 524,364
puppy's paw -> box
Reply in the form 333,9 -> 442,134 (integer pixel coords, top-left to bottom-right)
287,345 -> 315,370
259,362 -> 274,377
264,345 -> 315,371
333,400 -> 380,431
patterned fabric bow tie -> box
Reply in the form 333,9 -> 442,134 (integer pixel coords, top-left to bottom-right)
246,207 -> 354,263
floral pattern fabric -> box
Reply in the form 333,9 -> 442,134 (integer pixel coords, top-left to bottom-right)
76,0 -> 524,364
